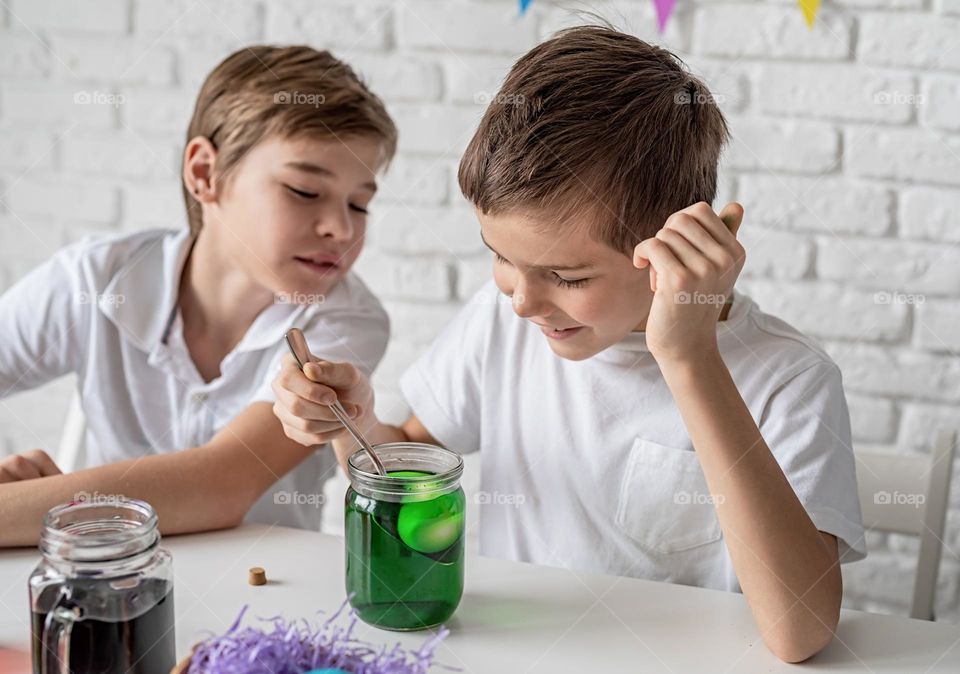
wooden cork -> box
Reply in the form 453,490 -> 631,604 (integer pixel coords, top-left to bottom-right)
170,646 -> 197,674
248,566 -> 267,586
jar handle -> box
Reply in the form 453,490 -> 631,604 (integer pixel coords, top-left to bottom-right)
40,591 -> 79,674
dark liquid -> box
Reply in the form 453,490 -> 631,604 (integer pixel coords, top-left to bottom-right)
345,472 -> 465,631
31,578 -> 175,674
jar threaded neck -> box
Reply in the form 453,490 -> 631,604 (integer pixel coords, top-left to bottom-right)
40,498 -> 160,567
348,442 -> 463,502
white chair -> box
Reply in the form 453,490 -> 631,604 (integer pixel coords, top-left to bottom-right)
855,428 -> 957,620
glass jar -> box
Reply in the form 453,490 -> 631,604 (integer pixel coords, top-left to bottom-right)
28,498 -> 176,674
345,442 -> 465,631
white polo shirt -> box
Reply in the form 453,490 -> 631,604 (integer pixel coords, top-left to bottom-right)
0,228 -> 389,531
401,280 -> 866,591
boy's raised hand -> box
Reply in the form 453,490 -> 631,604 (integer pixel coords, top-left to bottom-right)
633,201 -> 746,363
271,355 -> 375,448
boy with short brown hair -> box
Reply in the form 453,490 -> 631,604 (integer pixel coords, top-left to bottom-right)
0,45 -> 394,541
274,26 -> 864,662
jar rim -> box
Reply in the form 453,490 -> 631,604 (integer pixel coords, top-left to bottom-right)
40,498 -> 160,565
348,442 -> 463,501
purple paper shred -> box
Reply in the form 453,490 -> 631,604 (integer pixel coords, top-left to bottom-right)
185,600 -> 453,674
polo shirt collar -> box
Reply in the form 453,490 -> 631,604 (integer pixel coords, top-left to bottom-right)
99,229 -> 194,353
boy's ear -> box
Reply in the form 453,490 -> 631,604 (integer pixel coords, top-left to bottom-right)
183,136 -> 218,202
719,202 -> 744,237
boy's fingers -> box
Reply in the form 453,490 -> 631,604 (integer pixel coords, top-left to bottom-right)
280,353 -> 301,370
24,449 -> 62,477
0,450 -> 59,482
304,361 -> 361,390
275,407 -> 343,447
271,382 -> 340,421
635,249 -> 657,290
0,457 -> 40,481
277,360 -> 338,405
718,201 -> 744,237
677,201 -> 742,243
655,228 -> 710,276
280,355 -> 348,403
273,402 -> 343,437
634,237 -> 685,281
666,216 -> 738,271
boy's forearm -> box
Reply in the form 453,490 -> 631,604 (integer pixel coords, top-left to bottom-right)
658,350 -> 841,662
0,448 -> 251,547
0,403 -> 317,547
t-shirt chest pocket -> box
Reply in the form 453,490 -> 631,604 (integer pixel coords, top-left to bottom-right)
615,437 -> 723,554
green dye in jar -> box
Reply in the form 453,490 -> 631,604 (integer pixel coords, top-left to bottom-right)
345,469 -> 465,631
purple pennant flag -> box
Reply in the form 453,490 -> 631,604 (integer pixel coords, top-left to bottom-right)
652,0 -> 676,33
519,0 -> 533,16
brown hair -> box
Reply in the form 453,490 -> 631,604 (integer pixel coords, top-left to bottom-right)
458,25 -> 729,253
183,45 -> 397,233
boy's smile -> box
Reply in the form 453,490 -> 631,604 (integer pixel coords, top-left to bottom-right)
537,324 -> 585,340
477,209 -> 655,361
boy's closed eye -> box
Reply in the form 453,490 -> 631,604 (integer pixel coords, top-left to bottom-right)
281,157 -> 377,211
489,247 -> 592,289
284,184 -> 369,213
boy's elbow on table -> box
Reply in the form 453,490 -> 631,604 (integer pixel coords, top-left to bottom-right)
764,614 -> 839,664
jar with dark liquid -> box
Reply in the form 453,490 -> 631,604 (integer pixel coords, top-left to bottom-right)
345,443 -> 465,631
28,498 -> 176,674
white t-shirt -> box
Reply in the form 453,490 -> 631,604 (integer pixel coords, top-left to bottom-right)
401,280 -> 866,592
0,228 -> 389,531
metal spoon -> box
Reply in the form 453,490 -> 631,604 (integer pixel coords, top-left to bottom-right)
283,328 -> 387,476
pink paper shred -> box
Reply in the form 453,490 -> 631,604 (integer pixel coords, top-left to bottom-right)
185,600 -> 453,674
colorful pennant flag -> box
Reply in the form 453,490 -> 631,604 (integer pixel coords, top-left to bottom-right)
798,0 -> 820,29
521,0 -> 819,34
652,0 -> 676,33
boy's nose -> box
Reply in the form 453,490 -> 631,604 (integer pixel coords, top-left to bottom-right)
314,209 -> 354,240
511,288 -> 549,320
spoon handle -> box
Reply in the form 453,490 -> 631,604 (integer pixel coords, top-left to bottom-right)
283,328 -> 387,476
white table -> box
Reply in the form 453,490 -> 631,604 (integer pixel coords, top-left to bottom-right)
1,524 -> 958,672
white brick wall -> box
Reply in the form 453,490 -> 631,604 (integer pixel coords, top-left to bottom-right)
1,0 -> 958,622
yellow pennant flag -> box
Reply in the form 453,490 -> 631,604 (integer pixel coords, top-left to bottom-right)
798,0 -> 820,29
